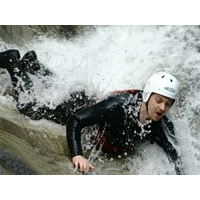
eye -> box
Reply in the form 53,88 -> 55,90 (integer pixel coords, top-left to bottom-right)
155,99 -> 161,103
166,102 -> 172,107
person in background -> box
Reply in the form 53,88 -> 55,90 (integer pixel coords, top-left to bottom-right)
0,49 -> 184,175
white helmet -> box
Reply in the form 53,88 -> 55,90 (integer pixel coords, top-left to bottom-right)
143,72 -> 179,102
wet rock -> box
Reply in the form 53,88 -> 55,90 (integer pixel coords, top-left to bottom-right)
0,106 -> 78,175
0,25 -> 95,45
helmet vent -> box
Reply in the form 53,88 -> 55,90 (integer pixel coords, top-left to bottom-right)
161,75 -> 165,78
170,78 -> 173,82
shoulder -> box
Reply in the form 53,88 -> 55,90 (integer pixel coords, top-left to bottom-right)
106,90 -> 143,110
111,89 -> 140,94
106,89 -> 143,102
92,89 -> 142,114
110,89 -> 142,96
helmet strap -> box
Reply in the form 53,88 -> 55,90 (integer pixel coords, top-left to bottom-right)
145,93 -> 152,116
145,100 -> 149,115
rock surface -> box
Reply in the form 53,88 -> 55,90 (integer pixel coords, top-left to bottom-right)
0,105 -> 78,175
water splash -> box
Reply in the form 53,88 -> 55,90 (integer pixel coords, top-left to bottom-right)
1,25 -> 200,174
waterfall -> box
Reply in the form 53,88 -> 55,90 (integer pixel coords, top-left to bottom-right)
0,25 -> 200,175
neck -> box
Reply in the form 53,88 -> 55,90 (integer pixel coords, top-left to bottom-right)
139,101 -> 150,124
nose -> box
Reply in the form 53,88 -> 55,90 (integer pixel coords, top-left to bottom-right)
159,103 -> 165,111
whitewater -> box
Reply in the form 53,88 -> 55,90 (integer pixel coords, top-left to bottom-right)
0,25 -> 200,175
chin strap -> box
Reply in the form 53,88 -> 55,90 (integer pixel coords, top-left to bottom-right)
145,100 -> 149,116
145,93 -> 152,117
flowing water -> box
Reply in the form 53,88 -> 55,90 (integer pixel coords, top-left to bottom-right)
0,25 -> 200,175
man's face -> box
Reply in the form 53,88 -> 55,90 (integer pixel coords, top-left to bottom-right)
147,93 -> 173,121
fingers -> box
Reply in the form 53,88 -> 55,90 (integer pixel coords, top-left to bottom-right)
72,155 -> 95,174
74,160 -> 88,172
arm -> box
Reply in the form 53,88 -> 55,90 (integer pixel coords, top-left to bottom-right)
66,95 -> 125,172
154,120 -> 184,175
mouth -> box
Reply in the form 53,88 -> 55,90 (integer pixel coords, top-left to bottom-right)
156,112 -> 163,117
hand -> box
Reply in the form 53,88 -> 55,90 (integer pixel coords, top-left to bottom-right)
72,155 -> 95,174
175,159 -> 184,175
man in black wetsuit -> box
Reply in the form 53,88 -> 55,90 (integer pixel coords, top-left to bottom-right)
0,49 -> 184,175
66,73 -> 184,175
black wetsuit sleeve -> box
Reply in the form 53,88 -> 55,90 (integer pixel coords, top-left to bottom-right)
155,130 -> 178,161
154,125 -> 184,175
66,95 -> 125,158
